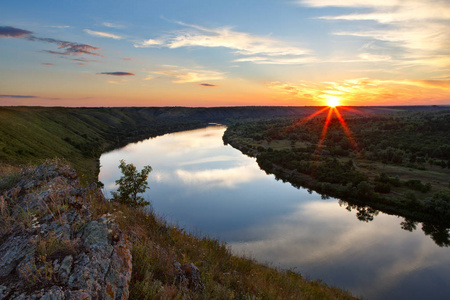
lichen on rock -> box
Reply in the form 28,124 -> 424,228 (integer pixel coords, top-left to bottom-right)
0,162 -> 132,299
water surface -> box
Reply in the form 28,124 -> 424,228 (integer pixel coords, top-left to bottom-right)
99,126 -> 450,300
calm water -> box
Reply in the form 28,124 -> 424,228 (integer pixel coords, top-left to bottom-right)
99,126 -> 450,300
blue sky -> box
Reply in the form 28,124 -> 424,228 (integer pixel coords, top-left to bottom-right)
1,0 -> 449,106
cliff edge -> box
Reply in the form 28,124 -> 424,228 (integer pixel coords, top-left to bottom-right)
0,163 -> 132,299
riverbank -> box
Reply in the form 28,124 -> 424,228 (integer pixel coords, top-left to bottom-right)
1,161 -> 357,299
0,106 -> 358,299
222,108 -> 450,229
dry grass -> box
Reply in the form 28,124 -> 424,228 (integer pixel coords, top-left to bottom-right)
89,199 -> 356,299
0,163 -> 356,299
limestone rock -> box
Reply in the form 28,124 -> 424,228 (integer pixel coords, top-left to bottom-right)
0,163 -> 132,299
174,261 -> 205,292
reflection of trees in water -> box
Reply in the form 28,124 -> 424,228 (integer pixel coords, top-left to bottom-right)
400,218 -> 417,232
338,200 -> 379,222
422,223 -> 450,248
338,200 -> 450,247
356,207 -> 379,222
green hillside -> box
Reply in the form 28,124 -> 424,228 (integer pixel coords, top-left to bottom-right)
0,107 -> 205,182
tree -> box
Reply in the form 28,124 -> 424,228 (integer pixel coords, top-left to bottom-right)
111,160 -> 152,207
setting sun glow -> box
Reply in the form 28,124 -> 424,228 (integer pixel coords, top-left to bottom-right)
323,95 -> 341,107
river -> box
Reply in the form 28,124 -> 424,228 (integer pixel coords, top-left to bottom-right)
99,126 -> 450,299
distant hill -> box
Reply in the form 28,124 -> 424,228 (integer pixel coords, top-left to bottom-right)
1,105 -> 449,182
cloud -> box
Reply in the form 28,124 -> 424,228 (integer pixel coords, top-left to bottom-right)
83,29 -> 122,40
48,25 -> 71,29
234,56 -> 317,65
135,21 -> 312,64
315,2 -> 450,23
383,79 -> 450,91
71,58 -> 97,64
98,72 -> 135,76
138,39 -> 164,47
102,22 -> 125,29
334,24 -> 449,53
0,25 -> 102,57
297,0 -> 399,8
27,35 -> 102,56
0,94 -> 37,98
121,57 -> 134,61
266,77 -> 450,105
200,83 -> 217,87
297,0 -> 450,68
175,164 -> 265,188
42,63 -> 55,66
0,26 -> 32,38
150,65 -> 225,83
143,75 -> 156,81
357,53 -> 391,62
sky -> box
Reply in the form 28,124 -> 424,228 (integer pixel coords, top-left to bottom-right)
1,0 -> 449,107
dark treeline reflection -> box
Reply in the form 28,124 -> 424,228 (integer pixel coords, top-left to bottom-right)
273,174 -> 450,247
339,200 -> 450,247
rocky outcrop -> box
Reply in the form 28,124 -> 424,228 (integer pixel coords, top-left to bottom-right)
0,163 -> 132,299
174,261 -> 205,292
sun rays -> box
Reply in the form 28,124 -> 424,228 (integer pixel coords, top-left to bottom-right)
294,106 -> 360,156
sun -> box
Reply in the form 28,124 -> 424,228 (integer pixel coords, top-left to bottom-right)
323,95 -> 341,107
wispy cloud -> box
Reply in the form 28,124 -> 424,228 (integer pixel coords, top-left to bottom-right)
48,25 -> 71,29
42,62 -> 55,66
0,26 -> 102,57
149,65 -> 225,83
84,29 -> 122,40
298,0 -> 450,68
71,58 -> 97,64
0,26 -> 32,38
27,36 -> 102,56
234,56 -> 317,65
176,164 -> 265,188
98,72 -> 135,76
135,21 -> 312,64
200,83 -> 217,87
102,22 -> 125,29
0,94 -> 37,98
384,79 -> 450,91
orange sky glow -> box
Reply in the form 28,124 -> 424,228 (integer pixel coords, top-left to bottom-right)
1,0 -> 449,107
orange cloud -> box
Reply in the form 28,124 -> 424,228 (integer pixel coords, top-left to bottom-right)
150,65 -> 225,83
83,29 -> 122,40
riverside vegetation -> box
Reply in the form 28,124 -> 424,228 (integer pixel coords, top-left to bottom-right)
223,106 -> 450,247
0,106 -> 357,299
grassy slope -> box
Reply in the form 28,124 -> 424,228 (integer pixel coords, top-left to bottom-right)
0,106 -> 356,299
0,107 -> 208,183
